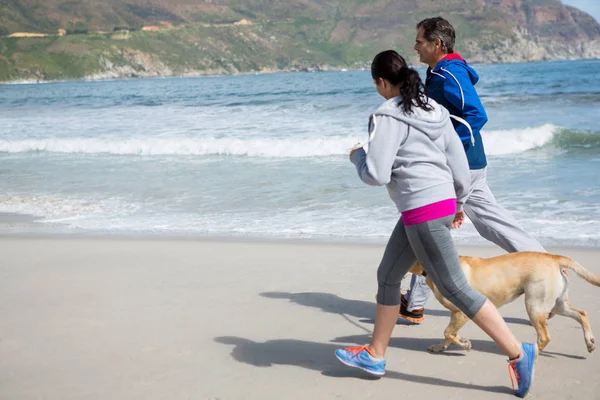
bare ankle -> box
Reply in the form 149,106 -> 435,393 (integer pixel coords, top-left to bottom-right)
508,342 -> 522,360
368,345 -> 385,359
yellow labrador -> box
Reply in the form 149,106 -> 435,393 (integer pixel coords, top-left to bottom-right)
410,252 -> 599,353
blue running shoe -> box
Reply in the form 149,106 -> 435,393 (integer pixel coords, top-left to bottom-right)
508,343 -> 538,398
334,346 -> 386,376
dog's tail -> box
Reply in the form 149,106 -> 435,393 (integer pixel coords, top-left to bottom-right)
558,256 -> 600,287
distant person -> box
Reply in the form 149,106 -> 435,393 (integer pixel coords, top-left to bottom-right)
400,17 -> 546,323
334,49 -> 537,398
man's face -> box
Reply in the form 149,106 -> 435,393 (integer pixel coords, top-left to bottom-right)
414,27 -> 438,67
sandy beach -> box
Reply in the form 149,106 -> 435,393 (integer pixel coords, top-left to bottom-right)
1,237 -> 599,399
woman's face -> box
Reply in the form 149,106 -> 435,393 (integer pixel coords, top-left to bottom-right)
374,77 -> 398,100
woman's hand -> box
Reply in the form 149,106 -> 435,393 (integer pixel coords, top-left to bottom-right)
451,211 -> 465,229
349,142 -> 363,159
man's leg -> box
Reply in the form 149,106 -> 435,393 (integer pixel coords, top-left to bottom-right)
400,274 -> 431,322
463,168 -> 546,253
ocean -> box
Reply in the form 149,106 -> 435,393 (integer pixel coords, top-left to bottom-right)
1,59 -> 599,247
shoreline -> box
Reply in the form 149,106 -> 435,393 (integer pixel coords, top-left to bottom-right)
2,57 -> 599,86
0,65 -> 358,86
1,212 -> 598,251
0,231 -> 598,252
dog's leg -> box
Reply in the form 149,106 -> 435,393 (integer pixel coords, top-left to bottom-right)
552,300 -> 596,353
548,269 -> 569,321
525,275 -> 567,352
428,311 -> 470,353
446,311 -> 471,350
529,311 -> 551,351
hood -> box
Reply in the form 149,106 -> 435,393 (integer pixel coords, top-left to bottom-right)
434,53 -> 479,85
373,96 -> 449,141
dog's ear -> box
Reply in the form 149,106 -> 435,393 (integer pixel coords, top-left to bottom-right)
409,262 -> 424,276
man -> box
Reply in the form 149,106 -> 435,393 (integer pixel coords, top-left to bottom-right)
400,17 -> 546,323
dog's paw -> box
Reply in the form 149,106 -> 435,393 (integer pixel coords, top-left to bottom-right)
586,336 -> 596,353
458,337 -> 472,351
428,344 -> 448,353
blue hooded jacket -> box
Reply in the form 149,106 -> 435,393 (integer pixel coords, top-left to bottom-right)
425,54 -> 488,170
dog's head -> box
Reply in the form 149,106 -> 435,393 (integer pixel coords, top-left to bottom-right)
409,261 -> 425,276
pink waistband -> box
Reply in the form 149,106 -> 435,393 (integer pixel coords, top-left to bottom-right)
401,199 -> 457,226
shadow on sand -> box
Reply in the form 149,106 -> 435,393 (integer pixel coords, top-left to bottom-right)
260,291 -> 532,326
214,336 -> 513,394
213,291 -> 588,395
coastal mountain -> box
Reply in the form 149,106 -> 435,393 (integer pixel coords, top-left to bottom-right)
1,0 -> 599,82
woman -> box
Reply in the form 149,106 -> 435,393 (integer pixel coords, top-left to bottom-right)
335,50 -> 537,398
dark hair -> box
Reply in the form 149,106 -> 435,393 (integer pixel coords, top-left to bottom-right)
416,17 -> 455,54
371,50 -> 432,114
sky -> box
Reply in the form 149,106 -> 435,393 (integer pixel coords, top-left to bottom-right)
562,0 -> 600,22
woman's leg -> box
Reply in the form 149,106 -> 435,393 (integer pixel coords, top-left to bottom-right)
471,300 -> 521,358
335,217 -> 416,373
404,215 -> 519,358
369,217 -> 417,358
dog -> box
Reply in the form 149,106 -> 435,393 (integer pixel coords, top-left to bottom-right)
409,251 -> 599,354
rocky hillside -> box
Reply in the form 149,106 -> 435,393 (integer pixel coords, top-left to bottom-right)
1,0 -> 599,82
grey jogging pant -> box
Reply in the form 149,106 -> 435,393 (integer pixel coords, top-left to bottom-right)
377,214 -> 486,319
404,167 -> 546,312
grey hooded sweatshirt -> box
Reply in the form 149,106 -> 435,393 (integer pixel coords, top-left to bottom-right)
350,96 -> 470,214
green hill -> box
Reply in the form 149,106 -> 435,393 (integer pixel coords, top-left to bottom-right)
1,0 -> 599,82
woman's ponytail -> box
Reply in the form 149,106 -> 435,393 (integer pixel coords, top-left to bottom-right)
371,50 -> 433,114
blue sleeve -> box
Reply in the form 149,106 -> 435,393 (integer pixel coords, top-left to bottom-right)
441,67 -> 488,143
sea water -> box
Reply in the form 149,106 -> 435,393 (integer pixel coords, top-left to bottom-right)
1,59 -> 599,247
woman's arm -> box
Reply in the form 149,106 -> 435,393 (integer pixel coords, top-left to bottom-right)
350,115 -> 406,186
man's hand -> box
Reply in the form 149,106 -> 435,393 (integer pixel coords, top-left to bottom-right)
451,211 -> 465,229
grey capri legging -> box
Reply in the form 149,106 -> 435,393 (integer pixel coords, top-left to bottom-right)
376,214 -> 486,319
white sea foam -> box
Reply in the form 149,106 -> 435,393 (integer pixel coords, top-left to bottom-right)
482,124 -> 557,156
4,198 -> 598,247
0,194 -> 138,219
0,124 -> 562,158
0,136 -> 361,157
